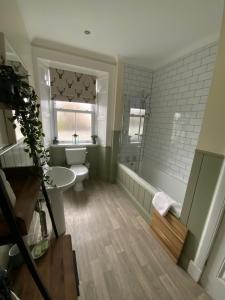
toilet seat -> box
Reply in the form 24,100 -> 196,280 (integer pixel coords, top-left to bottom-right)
70,164 -> 88,179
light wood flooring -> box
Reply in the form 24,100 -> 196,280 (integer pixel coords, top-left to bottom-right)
63,180 -> 210,300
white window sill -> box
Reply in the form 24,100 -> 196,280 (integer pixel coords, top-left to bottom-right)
50,142 -> 98,148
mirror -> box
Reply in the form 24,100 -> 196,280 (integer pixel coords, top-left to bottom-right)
0,32 -> 28,151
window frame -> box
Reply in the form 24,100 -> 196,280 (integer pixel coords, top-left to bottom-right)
53,101 -> 95,143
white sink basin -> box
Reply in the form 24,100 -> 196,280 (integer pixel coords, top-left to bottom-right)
45,166 -> 76,192
45,166 -> 76,235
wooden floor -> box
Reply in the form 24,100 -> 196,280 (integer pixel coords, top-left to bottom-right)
63,180 -> 210,300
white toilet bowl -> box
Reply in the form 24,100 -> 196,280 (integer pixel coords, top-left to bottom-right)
65,148 -> 89,192
70,164 -> 88,191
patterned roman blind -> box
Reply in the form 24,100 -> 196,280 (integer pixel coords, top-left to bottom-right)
50,68 -> 97,103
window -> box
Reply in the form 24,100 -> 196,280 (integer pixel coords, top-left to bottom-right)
54,101 -> 94,143
128,108 -> 145,143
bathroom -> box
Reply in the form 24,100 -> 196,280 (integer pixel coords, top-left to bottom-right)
0,1 -> 225,299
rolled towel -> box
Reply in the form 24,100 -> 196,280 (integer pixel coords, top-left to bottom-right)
152,191 -> 176,216
0,169 -> 16,210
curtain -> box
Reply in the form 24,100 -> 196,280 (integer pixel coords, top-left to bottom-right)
50,67 -> 96,103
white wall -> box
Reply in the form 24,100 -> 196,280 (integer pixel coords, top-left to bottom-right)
0,0 -> 34,83
37,63 -> 52,148
141,42 -> 217,204
32,45 -> 116,147
0,0 -> 34,268
198,8 -> 225,156
96,75 -> 109,146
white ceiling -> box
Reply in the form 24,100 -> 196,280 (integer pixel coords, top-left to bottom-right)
17,0 -> 224,69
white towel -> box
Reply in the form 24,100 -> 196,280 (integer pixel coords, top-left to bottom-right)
0,169 -> 16,210
152,191 -> 176,216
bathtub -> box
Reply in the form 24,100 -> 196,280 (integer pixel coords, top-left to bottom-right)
117,163 -> 181,222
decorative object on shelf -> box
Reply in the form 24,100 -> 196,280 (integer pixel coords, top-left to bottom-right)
72,133 -> 79,144
35,200 -> 48,238
8,244 -> 24,269
0,64 -> 50,184
31,239 -> 49,260
53,136 -> 58,144
91,134 -> 98,144
0,267 -> 11,299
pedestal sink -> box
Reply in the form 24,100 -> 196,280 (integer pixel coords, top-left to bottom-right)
45,166 -> 76,235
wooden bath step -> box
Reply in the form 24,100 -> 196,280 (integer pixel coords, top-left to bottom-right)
150,208 -> 188,263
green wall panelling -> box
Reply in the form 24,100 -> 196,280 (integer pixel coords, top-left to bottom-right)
86,146 -> 99,178
116,164 -> 155,223
98,146 -> 111,181
180,150 -> 204,224
49,147 -> 66,166
109,130 -> 121,182
122,170 -> 126,186
133,181 -> 139,200
179,150 -> 223,269
129,176 -> 133,194
125,172 -> 129,189
49,145 -> 109,179
144,191 -> 153,214
138,186 -> 145,207
129,177 -> 134,195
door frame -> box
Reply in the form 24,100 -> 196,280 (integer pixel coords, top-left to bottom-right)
187,159 -> 225,282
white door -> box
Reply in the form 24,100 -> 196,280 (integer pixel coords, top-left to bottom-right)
201,212 -> 225,300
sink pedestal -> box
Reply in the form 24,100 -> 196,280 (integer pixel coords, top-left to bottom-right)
47,189 -> 66,235
45,166 -> 76,236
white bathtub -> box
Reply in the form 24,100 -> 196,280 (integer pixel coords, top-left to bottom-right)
117,163 -> 181,220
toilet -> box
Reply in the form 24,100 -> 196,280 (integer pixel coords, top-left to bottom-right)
65,148 -> 89,192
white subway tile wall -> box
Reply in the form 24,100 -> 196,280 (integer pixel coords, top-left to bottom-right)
123,64 -> 153,97
142,42 -> 218,183
119,64 -> 153,168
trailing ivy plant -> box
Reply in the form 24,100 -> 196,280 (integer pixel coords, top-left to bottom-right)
0,64 -> 50,182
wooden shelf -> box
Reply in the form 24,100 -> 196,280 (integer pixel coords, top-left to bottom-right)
0,167 -> 40,245
12,235 -> 78,300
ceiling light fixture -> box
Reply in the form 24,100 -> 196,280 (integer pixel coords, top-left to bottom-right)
84,30 -> 91,35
